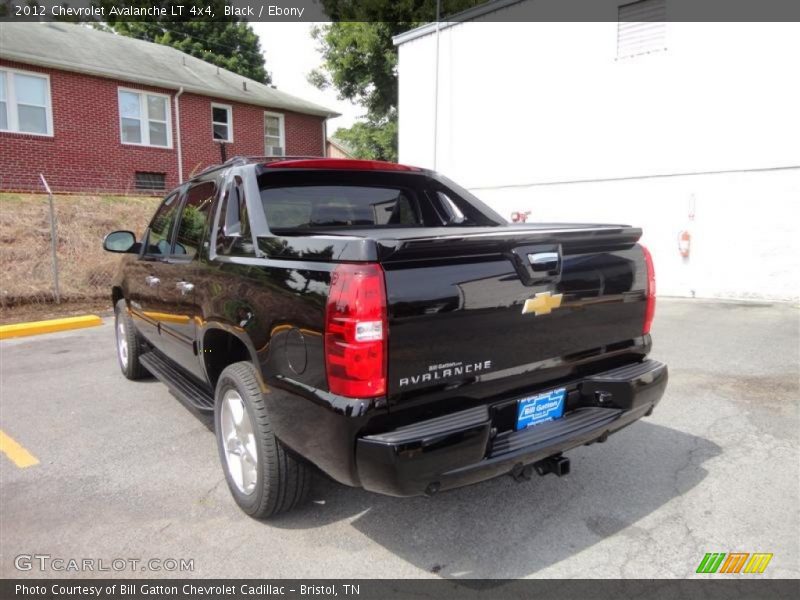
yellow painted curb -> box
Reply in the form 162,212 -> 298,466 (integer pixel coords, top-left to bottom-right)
0,315 -> 103,340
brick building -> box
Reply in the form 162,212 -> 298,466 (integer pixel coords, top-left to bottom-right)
0,22 -> 337,194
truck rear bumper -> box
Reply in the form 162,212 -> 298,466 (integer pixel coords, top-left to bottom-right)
355,359 -> 667,497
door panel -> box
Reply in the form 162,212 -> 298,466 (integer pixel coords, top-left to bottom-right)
154,180 -> 217,379
129,190 -> 183,349
149,259 -> 201,377
127,258 -> 164,345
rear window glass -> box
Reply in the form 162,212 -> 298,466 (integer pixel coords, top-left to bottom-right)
261,186 -> 421,230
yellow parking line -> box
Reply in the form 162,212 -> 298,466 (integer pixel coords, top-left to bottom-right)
0,430 -> 39,468
0,315 -> 103,340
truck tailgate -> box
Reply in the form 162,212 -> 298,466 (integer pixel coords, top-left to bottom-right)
380,224 -> 648,405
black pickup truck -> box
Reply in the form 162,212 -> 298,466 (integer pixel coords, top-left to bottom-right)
103,157 -> 667,518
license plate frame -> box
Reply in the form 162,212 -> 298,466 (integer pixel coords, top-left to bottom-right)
515,387 -> 567,431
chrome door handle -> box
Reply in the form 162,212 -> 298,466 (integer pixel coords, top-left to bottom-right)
176,281 -> 194,294
145,275 -> 160,287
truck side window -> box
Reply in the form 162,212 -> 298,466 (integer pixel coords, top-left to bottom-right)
217,175 -> 254,256
174,181 -> 215,259
146,191 -> 181,256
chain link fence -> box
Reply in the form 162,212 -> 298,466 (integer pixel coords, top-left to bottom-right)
0,175 -> 161,316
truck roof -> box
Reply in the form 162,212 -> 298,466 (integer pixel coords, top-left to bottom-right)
195,156 -> 424,179
265,158 -> 422,172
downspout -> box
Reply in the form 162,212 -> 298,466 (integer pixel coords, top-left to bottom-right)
322,119 -> 328,157
174,87 -> 184,183
432,0 -> 441,170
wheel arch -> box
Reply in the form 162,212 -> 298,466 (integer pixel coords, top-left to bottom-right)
201,325 -> 261,390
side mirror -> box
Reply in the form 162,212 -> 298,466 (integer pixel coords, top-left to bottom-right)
103,230 -> 137,253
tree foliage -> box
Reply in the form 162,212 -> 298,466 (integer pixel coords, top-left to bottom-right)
310,1 -> 481,161
332,117 -> 398,162
97,1 -> 270,84
310,21 -> 409,123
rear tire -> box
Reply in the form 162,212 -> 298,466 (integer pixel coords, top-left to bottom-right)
114,299 -> 147,380
214,361 -> 310,518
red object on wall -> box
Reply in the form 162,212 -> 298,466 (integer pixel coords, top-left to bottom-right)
678,230 -> 691,257
0,59 -> 326,195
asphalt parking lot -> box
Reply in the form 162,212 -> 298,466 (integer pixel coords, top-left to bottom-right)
1,299 -> 798,579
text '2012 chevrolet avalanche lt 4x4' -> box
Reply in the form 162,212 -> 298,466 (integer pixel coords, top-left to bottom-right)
103,157 -> 667,518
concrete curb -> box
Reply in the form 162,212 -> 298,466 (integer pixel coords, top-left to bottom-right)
0,315 -> 103,340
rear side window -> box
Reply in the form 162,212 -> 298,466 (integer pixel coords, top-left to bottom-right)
174,181 -> 215,259
261,186 -> 421,230
216,175 -> 254,256
146,191 -> 181,255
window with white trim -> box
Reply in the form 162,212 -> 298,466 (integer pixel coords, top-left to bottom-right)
617,0 -> 667,59
264,112 -> 285,156
0,68 -> 53,135
118,88 -> 171,147
212,103 -> 232,142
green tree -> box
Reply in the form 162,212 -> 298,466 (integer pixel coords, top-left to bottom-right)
97,1 -> 270,84
310,1 -> 481,161
331,118 -> 398,162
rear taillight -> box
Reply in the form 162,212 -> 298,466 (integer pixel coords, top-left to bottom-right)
642,245 -> 656,334
325,263 -> 387,398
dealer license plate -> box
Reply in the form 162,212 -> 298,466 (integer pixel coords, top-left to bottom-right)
516,388 -> 567,430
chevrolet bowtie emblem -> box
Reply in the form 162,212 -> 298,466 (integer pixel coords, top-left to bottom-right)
522,292 -> 563,316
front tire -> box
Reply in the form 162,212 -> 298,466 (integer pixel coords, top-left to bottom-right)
214,362 -> 310,518
114,299 -> 147,380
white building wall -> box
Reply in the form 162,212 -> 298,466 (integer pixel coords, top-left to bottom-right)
480,171 -> 799,301
397,12 -> 800,301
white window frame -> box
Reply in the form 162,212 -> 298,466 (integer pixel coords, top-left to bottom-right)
264,111 -> 285,157
616,0 -> 667,60
0,67 -> 54,137
211,102 -> 233,142
117,87 -> 173,148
